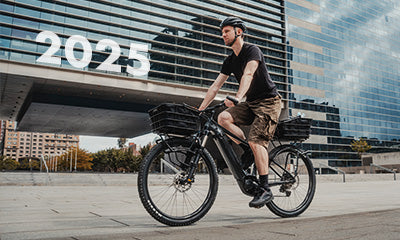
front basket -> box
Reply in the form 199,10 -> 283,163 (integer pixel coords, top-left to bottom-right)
149,103 -> 200,136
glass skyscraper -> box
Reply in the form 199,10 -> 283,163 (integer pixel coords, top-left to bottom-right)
286,0 -> 400,167
1,0 -> 399,167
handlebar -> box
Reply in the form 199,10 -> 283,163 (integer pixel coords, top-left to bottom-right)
200,95 -> 238,113
201,101 -> 226,112
226,96 -> 238,105
183,96 -> 238,115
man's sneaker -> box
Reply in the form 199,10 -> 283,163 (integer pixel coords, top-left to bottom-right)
249,187 -> 273,208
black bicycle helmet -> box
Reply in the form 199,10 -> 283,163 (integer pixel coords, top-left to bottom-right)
220,16 -> 246,32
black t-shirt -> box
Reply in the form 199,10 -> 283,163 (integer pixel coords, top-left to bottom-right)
220,43 -> 278,102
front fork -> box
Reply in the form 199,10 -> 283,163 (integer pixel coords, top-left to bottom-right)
183,134 -> 209,183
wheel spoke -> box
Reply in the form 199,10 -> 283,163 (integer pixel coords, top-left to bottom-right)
267,145 -> 316,217
138,139 -> 218,226
161,158 -> 180,173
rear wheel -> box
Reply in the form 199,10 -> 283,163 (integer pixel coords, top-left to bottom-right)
138,138 -> 218,226
266,145 -> 316,217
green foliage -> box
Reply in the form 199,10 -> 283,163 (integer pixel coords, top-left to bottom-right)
90,143 -> 153,172
351,139 -> 372,157
17,158 -> 40,170
139,144 -> 152,161
0,156 -> 20,170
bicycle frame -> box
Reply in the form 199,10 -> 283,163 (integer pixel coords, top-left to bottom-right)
179,106 -> 297,197
193,117 -> 257,196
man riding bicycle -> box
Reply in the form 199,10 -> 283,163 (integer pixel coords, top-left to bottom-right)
199,16 -> 282,208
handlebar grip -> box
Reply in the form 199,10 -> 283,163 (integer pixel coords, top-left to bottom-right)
226,96 -> 239,105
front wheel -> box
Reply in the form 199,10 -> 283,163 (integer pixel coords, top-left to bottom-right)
138,138 -> 218,226
266,145 -> 316,217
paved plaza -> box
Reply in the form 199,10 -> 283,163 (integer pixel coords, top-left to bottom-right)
0,172 -> 399,240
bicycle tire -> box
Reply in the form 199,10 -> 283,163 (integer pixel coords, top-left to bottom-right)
266,144 -> 316,217
138,138 -> 218,226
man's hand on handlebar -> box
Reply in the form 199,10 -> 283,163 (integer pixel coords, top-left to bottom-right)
198,96 -> 239,112
225,96 -> 239,107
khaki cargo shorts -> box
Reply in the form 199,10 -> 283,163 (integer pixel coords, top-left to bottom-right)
225,95 -> 282,149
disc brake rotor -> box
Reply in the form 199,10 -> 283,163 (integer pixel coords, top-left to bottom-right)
173,172 -> 192,192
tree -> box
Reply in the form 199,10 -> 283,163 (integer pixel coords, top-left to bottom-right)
138,143 -> 152,160
90,143 -> 154,173
91,148 -> 126,172
17,157 -> 40,171
0,156 -> 19,170
125,148 -> 141,173
91,149 -> 110,172
57,147 -> 93,171
75,147 -> 93,171
117,138 -> 127,148
351,139 -> 372,157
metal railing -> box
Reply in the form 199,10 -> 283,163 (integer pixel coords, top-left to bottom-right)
370,164 -> 396,181
40,155 -> 52,185
319,163 -> 346,183
40,155 -> 49,173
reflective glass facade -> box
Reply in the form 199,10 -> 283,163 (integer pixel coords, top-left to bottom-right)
0,0 -> 286,95
286,0 -> 400,166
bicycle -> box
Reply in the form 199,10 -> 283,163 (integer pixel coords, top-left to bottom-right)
138,96 -> 316,226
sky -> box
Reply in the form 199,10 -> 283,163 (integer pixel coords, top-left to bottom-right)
79,133 -> 158,153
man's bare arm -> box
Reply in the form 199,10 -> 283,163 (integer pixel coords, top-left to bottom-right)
236,60 -> 259,101
224,60 -> 259,107
199,73 -> 229,110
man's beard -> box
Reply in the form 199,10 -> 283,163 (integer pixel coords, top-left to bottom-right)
225,39 -> 235,46
226,36 -> 238,47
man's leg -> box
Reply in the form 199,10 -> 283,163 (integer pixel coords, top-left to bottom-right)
247,96 -> 281,208
218,111 -> 252,169
248,141 -> 273,208
218,111 -> 245,143
249,141 -> 268,175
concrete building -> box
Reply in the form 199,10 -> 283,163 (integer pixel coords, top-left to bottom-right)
363,152 -> 400,169
2,120 -> 79,161
128,142 -> 140,156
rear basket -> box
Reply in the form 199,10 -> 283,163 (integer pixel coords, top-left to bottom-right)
149,103 -> 199,136
274,116 -> 312,141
